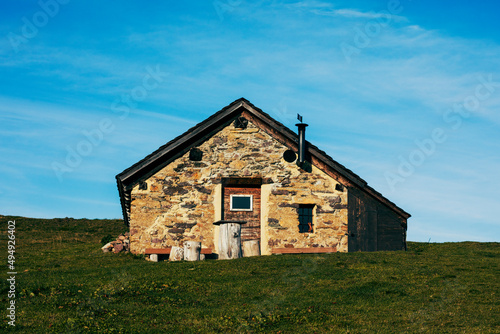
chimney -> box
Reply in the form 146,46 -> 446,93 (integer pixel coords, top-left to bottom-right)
296,114 -> 308,165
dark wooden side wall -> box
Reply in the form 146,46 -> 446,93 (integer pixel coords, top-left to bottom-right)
347,188 -> 377,251
376,204 -> 407,251
348,188 -> 406,252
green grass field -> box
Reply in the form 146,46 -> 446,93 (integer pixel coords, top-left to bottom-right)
0,215 -> 498,333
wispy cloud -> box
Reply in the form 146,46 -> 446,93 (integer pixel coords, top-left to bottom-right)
285,1 -> 332,9
312,8 -> 406,21
286,1 -> 407,21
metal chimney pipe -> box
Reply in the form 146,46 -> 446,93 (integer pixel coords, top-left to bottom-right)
296,122 -> 308,165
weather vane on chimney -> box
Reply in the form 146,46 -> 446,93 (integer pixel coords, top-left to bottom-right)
297,114 -> 303,123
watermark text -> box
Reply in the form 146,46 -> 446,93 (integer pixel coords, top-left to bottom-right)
385,74 -> 499,190
51,65 -> 167,182
6,220 -> 17,326
7,0 -> 70,53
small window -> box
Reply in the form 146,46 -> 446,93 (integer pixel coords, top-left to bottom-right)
230,195 -> 253,211
298,204 -> 314,233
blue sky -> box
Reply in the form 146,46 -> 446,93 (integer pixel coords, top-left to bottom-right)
1,0 -> 499,242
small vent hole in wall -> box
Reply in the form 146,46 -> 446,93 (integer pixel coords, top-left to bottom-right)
189,148 -> 203,161
283,149 -> 297,163
139,181 -> 148,190
234,116 -> 248,129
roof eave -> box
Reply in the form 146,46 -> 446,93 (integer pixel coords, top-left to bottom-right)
116,98 -> 248,188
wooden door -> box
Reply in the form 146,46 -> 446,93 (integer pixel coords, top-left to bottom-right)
348,193 -> 377,252
223,186 -> 261,241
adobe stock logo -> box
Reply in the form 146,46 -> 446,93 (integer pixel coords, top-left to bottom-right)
51,65 -> 167,182
7,0 -> 70,53
385,74 -> 498,191
339,0 -> 404,64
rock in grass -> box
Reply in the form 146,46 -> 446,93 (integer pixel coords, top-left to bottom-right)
101,243 -> 113,252
100,234 -> 130,253
113,243 -> 124,253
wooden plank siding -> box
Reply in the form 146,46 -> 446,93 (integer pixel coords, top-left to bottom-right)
272,248 -> 337,254
348,187 -> 406,252
223,186 -> 261,241
376,205 -> 407,251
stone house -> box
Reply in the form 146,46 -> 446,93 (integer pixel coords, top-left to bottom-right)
116,98 -> 410,256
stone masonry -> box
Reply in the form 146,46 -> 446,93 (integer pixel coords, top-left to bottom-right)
129,118 -> 348,255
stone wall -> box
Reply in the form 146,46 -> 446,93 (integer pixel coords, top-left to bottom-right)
129,117 -> 348,254
262,164 -> 348,254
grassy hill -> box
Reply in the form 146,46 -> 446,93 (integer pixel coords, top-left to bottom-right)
0,216 -> 498,333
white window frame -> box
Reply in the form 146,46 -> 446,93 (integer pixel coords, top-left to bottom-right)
230,194 -> 253,211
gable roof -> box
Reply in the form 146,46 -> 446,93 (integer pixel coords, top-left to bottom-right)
116,98 -> 410,225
